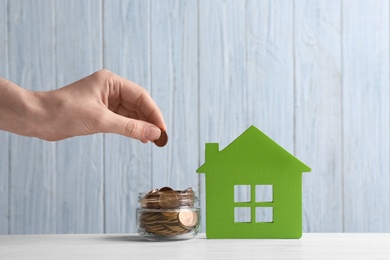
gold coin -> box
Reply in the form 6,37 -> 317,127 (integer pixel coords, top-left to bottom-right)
159,191 -> 180,209
148,188 -> 159,194
178,211 -> 198,227
141,188 -> 160,209
182,187 -> 194,194
159,186 -> 173,192
180,188 -> 195,207
161,211 -> 178,218
142,194 -> 160,209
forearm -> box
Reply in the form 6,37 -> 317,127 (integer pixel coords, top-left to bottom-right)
0,78 -> 43,137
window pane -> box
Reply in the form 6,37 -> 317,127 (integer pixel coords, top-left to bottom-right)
255,185 -> 273,202
255,207 -> 273,222
234,185 -> 251,202
234,207 -> 251,223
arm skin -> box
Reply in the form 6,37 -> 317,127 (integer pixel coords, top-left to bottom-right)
0,69 -> 166,142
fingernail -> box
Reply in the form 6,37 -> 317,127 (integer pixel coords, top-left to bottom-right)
144,126 -> 161,141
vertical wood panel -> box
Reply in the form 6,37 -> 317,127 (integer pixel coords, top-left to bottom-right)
343,0 -> 390,232
247,0 -> 294,151
199,0 -> 246,230
54,0 -> 103,233
8,0 -> 56,234
104,0 -> 152,233
199,0 -> 247,148
246,0 -> 295,227
151,0 -> 199,191
2,0 -> 390,234
0,0 -> 9,235
295,0 -> 343,232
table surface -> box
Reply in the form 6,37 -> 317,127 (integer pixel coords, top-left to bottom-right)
1,233 -> 389,260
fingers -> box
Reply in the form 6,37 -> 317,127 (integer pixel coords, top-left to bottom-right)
102,110 -> 162,143
112,74 -> 167,131
90,70 -> 167,141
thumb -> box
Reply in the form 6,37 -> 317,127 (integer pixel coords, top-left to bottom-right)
102,112 -> 162,142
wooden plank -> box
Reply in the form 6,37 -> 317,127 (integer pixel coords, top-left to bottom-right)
294,0 -> 343,231
0,0 -> 9,235
3,0 -> 390,235
103,0 -> 152,233
199,0 -> 247,148
199,0 -> 246,231
150,0 -> 199,191
8,0 -> 56,234
247,0 -> 295,151
343,0 -> 390,232
246,0 -> 295,227
54,0 -> 103,233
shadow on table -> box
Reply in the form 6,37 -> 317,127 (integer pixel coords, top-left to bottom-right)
102,235 -> 148,243
102,235 -> 200,243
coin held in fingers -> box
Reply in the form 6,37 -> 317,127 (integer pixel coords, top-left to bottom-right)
154,129 -> 168,147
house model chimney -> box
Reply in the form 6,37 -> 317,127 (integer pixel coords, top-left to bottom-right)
205,143 -> 219,162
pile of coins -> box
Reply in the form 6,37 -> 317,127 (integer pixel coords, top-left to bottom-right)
137,187 -> 199,238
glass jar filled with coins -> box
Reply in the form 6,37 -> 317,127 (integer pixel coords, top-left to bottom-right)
136,186 -> 200,241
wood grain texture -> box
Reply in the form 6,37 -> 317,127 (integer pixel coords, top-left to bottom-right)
1,0 -> 390,234
54,0 -> 104,233
199,0 -> 247,232
342,0 -> 390,232
150,0 -> 199,191
0,0 -> 9,235
295,0 -> 343,232
246,0 -> 295,225
8,0 -> 57,234
0,129 -> 9,234
247,0 -> 295,152
103,0 -> 152,233
199,0 -> 247,149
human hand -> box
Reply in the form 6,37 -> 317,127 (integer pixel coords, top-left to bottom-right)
32,69 -> 166,142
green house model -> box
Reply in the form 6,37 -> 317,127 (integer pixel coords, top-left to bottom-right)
197,125 -> 311,239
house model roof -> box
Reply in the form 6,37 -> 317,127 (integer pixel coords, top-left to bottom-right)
197,125 -> 311,174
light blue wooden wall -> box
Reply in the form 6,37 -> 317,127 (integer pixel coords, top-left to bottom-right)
0,0 -> 389,234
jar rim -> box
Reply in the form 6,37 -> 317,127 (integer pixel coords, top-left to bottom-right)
138,187 -> 198,209
138,187 -> 197,199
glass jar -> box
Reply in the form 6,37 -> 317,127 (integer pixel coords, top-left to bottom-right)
136,187 -> 200,241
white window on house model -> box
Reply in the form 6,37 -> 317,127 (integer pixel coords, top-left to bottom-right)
234,184 -> 273,223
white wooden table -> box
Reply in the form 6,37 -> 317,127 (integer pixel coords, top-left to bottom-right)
1,233 -> 389,260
